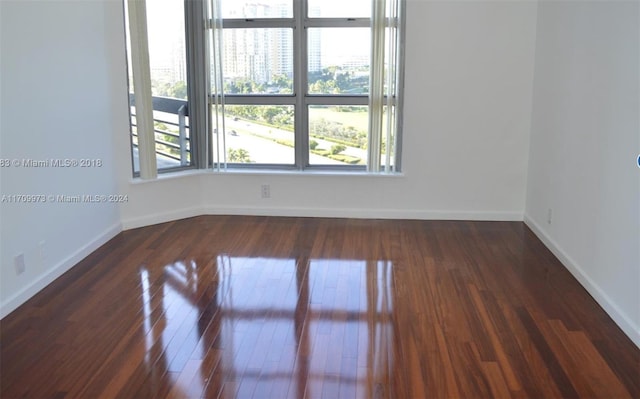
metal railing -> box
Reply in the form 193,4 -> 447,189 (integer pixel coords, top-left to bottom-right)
129,95 -> 191,167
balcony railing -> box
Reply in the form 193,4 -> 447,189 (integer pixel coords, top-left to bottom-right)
129,95 -> 191,170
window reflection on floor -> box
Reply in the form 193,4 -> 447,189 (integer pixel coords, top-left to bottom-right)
138,256 -> 394,398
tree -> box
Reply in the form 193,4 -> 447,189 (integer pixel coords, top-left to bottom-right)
154,121 -> 169,132
270,74 -> 292,90
335,71 -> 351,91
260,107 -> 280,124
309,79 -> 340,94
225,78 -> 266,94
309,140 -> 319,150
152,80 -> 188,99
167,81 -> 187,99
227,148 -> 252,163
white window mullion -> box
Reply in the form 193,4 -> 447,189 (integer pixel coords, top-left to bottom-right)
127,0 -> 157,179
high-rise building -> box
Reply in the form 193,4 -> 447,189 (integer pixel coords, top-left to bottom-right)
221,1 -> 324,85
307,20 -> 322,72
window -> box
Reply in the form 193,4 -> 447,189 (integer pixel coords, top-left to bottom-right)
125,0 -> 404,177
125,0 -> 192,176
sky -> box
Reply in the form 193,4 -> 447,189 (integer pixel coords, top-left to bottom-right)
221,0 -> 371,18
146,0 -> 185,67
142,0 -> 371,72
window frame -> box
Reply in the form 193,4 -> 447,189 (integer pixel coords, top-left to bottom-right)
302,13 -> 372,171
211,15 -> 298,170
212,2 -> 391,171
126,0 -> 405,176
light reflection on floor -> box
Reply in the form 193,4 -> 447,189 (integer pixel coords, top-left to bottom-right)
138,256 -> 395,398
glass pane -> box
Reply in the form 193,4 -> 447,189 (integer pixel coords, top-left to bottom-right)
308,0 -> 371,18
213,105 -> 295,165
308,28 -> 370,95
221,0 -> 292,19
126,0 -> 191,173
130,109 -> 191,172
146,0 -> 188,100
308,106 -> 368,166
222,29 -> 293,95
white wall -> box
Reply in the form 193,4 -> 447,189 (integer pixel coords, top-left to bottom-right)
525,0 -> 640,346
2,0 -> 637,351
117,0 -> 538,228
0,0 -> 540,316
0,0 -> 122,317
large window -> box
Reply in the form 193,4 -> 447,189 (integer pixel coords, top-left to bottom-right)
126,0 -> 404,177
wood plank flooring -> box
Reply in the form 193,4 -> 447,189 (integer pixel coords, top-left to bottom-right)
1,216 -> 638,398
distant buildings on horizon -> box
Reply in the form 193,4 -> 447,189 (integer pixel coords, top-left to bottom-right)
151,1 -> 368,86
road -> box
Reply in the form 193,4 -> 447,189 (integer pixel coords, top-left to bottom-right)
222,117 -> 367,165
136,113 -> 368,168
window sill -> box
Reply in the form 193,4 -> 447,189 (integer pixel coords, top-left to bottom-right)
130,168 -> 404,184
216,168 -> 404,178
129,169 -> 206,185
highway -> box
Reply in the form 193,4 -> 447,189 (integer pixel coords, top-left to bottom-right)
220,117 -> 367,165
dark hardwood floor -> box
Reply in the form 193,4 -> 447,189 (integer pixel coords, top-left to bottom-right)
1,216 -> 638,398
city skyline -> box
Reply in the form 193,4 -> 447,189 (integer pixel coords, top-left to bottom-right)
146,0 -> 370,88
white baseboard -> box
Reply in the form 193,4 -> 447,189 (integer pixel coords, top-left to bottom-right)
0,222 -> 122,319
120,204 -> 523,230
524,215 -> 640,349
121,204 -> 523,231
121,206 -> 203,230
203,205 -> 523,221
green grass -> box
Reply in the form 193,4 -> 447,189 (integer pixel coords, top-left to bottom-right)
309,107 -> 369,131
310,134 -> 364,149
275,138 -> 294,147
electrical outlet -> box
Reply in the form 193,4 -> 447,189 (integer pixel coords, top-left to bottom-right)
14,253 -> 25,275
547,208 -> 553,225
261,184 -> 270,199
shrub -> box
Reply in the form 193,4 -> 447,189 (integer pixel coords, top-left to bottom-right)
331,144 -> 346,155
329,154 -> 362,164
